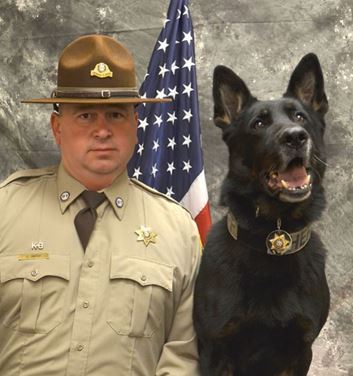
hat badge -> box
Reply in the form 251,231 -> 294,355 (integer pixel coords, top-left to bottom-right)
90,62 -> 113,78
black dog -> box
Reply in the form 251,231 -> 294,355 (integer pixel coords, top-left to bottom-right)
193,54 -> 330,376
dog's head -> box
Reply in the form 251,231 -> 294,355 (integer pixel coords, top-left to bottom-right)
214,54 -> 328,221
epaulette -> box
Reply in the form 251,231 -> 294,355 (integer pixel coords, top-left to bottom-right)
130,178 -> 194,219
130,177 -> 178,203
0,166 -> 57,188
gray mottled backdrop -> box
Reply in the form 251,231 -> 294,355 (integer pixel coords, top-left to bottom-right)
0,1 -> 352,375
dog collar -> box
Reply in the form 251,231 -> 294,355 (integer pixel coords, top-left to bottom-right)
227,212 -> 311,256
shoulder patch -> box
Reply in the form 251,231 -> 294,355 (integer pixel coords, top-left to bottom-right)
130,178 -> 193,217
0,166 -> 57,188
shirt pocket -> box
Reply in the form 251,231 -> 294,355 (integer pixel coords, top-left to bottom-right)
107,256 -> 174,338
0,254 -> 70,334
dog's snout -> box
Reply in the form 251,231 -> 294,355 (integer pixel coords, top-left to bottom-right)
281,127 -> 309,149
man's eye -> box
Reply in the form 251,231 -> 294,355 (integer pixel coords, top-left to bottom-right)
110,112 -> 124,119
79,113 -> 92,120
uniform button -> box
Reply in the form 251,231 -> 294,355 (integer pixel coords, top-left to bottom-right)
82,301 -> 89,309
87,260 -> 94,268
76,344 -> 84,351
31,269 -> 38,277
141,275 -> 147,282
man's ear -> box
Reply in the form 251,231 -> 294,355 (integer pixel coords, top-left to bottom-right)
133,111 -> 138,144
284,53 -> 328,115
213,65 -> 255,129
50,112 -> 61,146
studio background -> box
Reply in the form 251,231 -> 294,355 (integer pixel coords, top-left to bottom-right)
0,1 -> 352,375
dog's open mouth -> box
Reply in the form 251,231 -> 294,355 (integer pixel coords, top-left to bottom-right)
267,158 -> 312,202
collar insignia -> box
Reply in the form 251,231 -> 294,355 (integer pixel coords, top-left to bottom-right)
90,62 -> 113,78
135,225 -> 157,247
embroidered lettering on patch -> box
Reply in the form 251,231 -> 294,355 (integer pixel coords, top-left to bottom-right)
18,252 -> 49,261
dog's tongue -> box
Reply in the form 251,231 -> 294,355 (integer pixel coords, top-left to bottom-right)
279,165 -> 308,187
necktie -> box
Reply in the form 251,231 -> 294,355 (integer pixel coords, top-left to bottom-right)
74,190 -> 106,250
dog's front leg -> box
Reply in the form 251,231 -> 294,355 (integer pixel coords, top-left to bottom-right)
198,339 -> 234,376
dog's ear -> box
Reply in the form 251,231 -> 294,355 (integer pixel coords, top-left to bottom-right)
284,53 -> 328,115
213,65 -> 254,129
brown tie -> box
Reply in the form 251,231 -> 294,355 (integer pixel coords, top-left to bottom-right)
74,191 -> 106,250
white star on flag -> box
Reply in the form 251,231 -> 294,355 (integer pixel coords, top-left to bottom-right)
138,118 -> 149,131
152,139 -> 160,151
171,60 -> 180,75
182,82 -> 194,97
154,114 -> 163,127
151,163 -> 158,177
156,88 -> 167,98
157,38 -> 169,53
163,18 -> 170,28
159,63 -> 170,78
182,57 -> 195,71
166,186 -> 175,197
182,134 -> 192,147
167,111 -> 177,124
182,160 -> 192,173
167,137 -> 176,150
168,86 -> 179,99
133,167 -> 142,180
137,143 -> 144,155
183,5 -> 189,17
183,109 -> 193,122
166,162 -> 176,175
182,31 -> 193,45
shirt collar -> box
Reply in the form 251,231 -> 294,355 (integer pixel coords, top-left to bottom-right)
56,163 -> 130,220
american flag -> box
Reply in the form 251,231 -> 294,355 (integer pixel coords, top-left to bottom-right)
127,0 -> 211,244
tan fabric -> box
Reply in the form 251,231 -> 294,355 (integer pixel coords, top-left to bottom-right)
0,164 -> 201,376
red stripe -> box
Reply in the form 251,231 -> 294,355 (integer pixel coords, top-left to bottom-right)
195,202 -> 212,246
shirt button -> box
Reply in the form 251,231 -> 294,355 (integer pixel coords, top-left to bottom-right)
82,301 -> 89,309
31,269 -> 38,277
87,261 -> 94,268
76,344 -> 84,351
141,275 -> 147,282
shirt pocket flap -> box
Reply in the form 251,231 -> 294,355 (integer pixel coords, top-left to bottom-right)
0,255 -> 70,283
110,257 -> 174,292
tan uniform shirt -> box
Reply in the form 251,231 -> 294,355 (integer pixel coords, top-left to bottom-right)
0,164 -> 201,376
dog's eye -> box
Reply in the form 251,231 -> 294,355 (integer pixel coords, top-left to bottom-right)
295,112 -> 306,122
253,119 -> 265,129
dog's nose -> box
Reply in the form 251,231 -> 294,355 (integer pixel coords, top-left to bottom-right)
281,127 -> 309,149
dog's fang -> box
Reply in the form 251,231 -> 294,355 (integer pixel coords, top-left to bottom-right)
281,180 -> 288,189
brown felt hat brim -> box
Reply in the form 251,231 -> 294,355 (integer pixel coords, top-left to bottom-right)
21,97 -> 172,105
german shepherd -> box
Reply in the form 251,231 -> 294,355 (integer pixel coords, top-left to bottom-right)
193,54 -> 330,376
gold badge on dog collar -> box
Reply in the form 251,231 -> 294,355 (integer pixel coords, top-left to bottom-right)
135,225 -> 157,247
90,62 -> 113,78
266,219 -> 292,255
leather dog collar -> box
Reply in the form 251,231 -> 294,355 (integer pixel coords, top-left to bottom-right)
227,212 -> 311,256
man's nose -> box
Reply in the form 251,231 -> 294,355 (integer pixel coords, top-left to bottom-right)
94,116 -> 112,138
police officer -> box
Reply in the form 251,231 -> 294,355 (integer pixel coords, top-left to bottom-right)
0,35 -> 201,375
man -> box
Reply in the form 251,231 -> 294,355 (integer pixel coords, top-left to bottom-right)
0,34 -> 201,375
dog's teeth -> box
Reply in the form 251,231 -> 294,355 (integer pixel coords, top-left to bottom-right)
281,180 -> 288,189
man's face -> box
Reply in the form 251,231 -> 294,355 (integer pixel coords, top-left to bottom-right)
51,103 -> 138,189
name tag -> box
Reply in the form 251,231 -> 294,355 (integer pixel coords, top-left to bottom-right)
17,252 -> 49,261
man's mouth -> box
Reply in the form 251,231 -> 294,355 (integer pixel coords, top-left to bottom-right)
266,158 -> 312,202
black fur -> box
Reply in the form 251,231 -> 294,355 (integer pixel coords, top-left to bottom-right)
194,54 -> 330,376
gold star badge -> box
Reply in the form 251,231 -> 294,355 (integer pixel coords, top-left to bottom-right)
135,225 -> 157,247
268,232 -> 291,255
